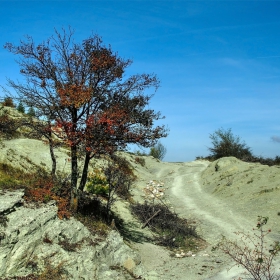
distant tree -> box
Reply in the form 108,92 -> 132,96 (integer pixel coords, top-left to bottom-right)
149,141 -> 167,160
208,128 -> 252,160
0,105 -> 18,139
2,97 -> 15,107
27,106 -> 36,117
5,27 -> 168,210
17,101 -> 25,113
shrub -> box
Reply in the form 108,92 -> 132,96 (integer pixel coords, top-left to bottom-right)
0,109 -> 19,139
208,128 -> 252,160
218,216 -> 280,280
149,141 -> 167,160
131,202 -> 199,249
86,169 -> 109,196
24,172 -> 71,219
2,97 -> 15,107
0,163 -> 28,190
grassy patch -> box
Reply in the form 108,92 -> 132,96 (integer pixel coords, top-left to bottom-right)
0,163 -> 28,190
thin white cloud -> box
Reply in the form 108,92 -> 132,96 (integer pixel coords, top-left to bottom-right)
271,136 -> 280,143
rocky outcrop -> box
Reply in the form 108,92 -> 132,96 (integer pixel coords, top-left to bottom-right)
0,190 -> 153,279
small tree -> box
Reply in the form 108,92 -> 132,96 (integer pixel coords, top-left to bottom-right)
17,101 -> 25,113
149,141 -> 167,160
0,105 -> 18,139
27,106 -> 36,117
208,128 -> 252,160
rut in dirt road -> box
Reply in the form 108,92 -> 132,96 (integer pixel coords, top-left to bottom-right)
154,161 -> 252,244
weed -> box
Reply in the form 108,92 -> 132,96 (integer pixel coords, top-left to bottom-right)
58,235 -> 81,252
38,259 -> 68,280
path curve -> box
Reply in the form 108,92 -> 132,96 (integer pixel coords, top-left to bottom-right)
145,160 -> 250,279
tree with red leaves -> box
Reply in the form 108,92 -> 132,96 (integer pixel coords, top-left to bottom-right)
4,27 -> 168,210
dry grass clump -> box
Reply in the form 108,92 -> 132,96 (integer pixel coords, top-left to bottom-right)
131,202 -> 199,249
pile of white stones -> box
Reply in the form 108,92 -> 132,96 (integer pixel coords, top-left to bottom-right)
143,180 -> 165,200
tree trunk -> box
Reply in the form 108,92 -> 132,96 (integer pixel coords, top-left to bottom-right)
78,152 -> 91,191
48,126 -> 57,178
49,139 -> 57,178
70,145 -> 78,212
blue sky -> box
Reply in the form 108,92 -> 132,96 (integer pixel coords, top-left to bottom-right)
1,1 -> 280,162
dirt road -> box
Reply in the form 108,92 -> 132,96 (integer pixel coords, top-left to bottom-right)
132,158 -> 280,280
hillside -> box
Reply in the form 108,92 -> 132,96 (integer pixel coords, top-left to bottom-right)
1,121 -> 280,279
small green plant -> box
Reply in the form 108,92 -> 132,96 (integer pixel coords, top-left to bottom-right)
86,169 -> 109,196
218,216 -> 280,280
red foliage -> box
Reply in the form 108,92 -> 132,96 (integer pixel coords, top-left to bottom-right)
25,177 -> 71,219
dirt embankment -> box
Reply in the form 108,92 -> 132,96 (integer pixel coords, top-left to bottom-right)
128,156 -> 280,280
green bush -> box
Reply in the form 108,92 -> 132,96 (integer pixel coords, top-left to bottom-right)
208,128 -> 252,160
86,169 -> 109,196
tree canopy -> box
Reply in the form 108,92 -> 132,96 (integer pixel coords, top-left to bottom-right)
208,128 -> 252,160
4,27 -> 168,208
